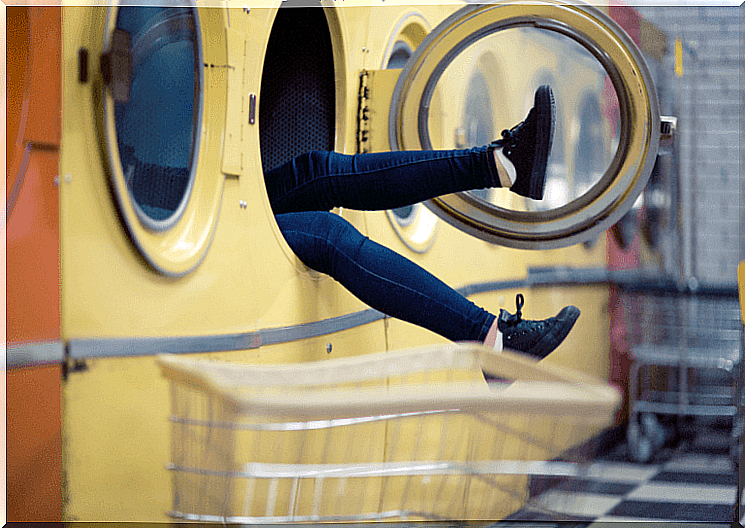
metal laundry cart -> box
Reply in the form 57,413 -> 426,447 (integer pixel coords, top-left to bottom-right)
623,283 -> 743,463
157,343 -> 620,523
735,261 -> 745,525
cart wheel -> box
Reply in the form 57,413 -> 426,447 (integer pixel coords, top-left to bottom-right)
628,413 -> 667,463
645,413 -> 672,449
627,419 -> 653,463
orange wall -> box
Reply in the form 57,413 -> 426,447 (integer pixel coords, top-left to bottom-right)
7,148 -> 61,344
7,6 -> 61,344
6,366 -> 64,521
6,6 -> 63,521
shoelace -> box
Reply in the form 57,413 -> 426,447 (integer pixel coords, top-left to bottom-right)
490,110 -> 533,154
502,293 -> 525,327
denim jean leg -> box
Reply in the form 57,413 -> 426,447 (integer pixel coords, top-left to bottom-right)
276,211 -> 496,342
266,146 -> 500,214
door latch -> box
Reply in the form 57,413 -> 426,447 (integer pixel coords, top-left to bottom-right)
659,116 -> 677,150
100,28 -> 132,104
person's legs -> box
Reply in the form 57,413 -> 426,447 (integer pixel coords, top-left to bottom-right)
265,85 -> 555,214
276,211 -> 496,343
266,146 -> 500,214
266,86 -> 578,356
276,211 -> 580,357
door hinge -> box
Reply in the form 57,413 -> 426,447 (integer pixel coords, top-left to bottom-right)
356,70 -> 371,154
62,356 -> 89,380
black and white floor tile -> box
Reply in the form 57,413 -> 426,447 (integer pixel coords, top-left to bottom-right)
503,423 -> 740,526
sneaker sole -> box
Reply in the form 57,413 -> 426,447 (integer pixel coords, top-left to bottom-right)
531,305 -> 580,359
528,85 -> 555,200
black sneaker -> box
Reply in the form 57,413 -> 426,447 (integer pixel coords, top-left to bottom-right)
490,85 -> 555,200
498,293 -> 579,359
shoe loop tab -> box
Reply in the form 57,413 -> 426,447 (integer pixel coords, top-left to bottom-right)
515,293 -> 524,319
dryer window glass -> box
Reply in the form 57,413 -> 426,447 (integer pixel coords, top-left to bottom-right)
113,6 -> 201,228
461,70 -> 493,202
427,27 -> 620,212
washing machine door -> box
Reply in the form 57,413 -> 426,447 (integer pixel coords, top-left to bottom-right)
99,4 -> 224,277
390,0 -> 668,250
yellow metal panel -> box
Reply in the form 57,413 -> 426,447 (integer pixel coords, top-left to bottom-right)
361,3 -> 455,70
60,5 -> 370,341
64,322 -> 388,521
222,27 -> 246,176
217,317 -> 389,366
64,355 -> 173,521
199,6 -> 229,65
59,6 -> 237,335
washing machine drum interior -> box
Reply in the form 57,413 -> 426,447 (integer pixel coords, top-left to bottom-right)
259,6 -> 335,175
112,6 -> 201,227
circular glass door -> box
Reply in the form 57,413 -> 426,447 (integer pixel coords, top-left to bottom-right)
101,3 -> 224,277
110,6 -> 201,230
390,0 -> 661,249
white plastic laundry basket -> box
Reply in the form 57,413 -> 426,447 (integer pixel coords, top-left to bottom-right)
157,343 -> 620,522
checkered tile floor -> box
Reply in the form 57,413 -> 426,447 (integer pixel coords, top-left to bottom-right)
502,424 -> 740,526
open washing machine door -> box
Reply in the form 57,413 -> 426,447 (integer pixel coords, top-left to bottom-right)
388,0 -> 675,250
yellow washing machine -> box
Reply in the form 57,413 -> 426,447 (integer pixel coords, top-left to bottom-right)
58,0 -> 670,521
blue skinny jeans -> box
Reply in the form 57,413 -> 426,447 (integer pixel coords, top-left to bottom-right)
265,147 -> 500,343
